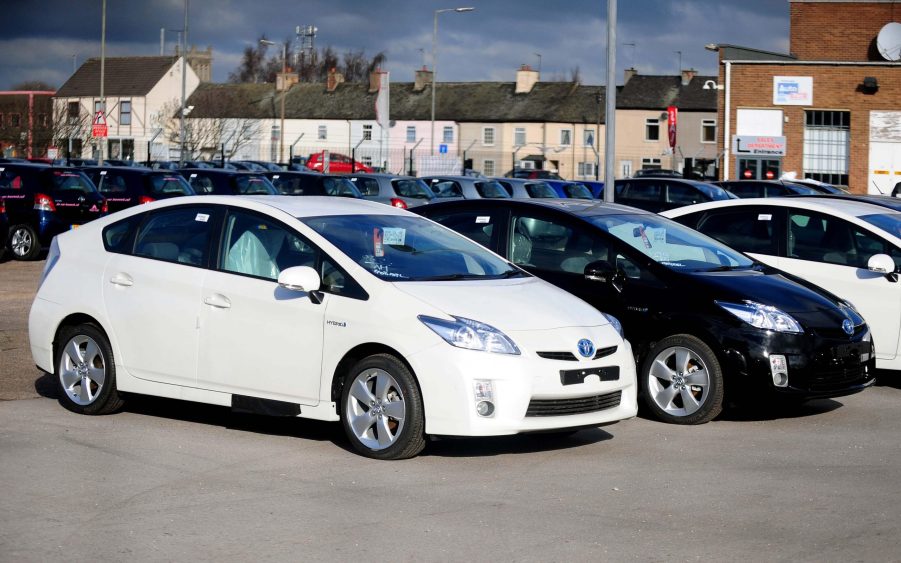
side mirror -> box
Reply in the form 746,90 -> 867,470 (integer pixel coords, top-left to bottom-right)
585,260 -> 616,283
868,253 -> 898,282
277,266 -> 321,292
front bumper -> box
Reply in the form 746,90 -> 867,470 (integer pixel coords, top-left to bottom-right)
720,324 -> 876,399
407,326 -> 638,437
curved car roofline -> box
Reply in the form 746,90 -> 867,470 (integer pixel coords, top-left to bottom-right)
423,197 -> 651,216
661,196 -> 901,219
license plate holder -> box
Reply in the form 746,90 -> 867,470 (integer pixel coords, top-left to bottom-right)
560,366 -> 620,386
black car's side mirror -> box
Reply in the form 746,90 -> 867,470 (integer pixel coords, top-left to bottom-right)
585,261 -> 616,282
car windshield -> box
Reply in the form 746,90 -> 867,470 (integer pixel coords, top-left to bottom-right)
860,213 -> 901,239
392,179 -> 433,199
302,214 -> 523,281
693,182 -> 736,201
589,213 -> 754,271
525,182 -> 558,198
564,183 -> 594,199
323,177 -> 362,198
474,181 -> 510,198
235,175 -> 277,194
147,174 -> 194,196
48,170 -> 98,194
786,182 -> 822,195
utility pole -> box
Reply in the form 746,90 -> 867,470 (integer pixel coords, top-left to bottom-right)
99,0 -> 106,166
603,0 -> 617,201
179,0 -> 189,165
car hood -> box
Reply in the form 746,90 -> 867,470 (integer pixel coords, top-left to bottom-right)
684,268 -> 852,329
392,276 -> 609,331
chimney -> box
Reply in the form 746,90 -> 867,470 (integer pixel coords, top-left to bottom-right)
681,68 -> 697,86
369,68 -> 382,93
414,66 -> 433,92
624,67 -> 637,84
515,64 -> 539,94
327,67 -> 344,92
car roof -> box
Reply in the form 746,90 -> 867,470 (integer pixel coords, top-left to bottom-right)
180,168 -> 264,175
617,177 -> 714,189
422,197 -> 650,217
142,195 -> 408,218
422,175 -> 488,181
349,173 -> 417,179
490,177 -> 550,185
660,196 -> 901,220
787,193 -> 901,211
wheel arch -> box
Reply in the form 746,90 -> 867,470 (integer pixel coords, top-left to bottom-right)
330,342 -> 422,405
53,313 -> 113,361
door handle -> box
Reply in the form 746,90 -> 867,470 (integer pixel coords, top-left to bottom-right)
109,273 -> 133,287
203,294 -> 231,309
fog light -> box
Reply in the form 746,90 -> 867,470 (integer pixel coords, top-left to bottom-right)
769,354 -> 789,388
476,401 -> 495,417
473,380 -> 495,417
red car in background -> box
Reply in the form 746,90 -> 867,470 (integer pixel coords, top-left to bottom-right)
306,151 -> 373,174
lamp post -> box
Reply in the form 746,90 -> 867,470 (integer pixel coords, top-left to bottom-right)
431,6 -> 474,155
179,0 -> 189,166
260,39 -> 288,163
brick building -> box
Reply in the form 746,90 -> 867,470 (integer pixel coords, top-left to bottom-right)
0,90 -> 54,158
711,0 -> 901,193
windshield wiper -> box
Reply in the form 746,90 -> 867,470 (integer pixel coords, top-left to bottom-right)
410,273 -> 476,281
496,268 -> 527,278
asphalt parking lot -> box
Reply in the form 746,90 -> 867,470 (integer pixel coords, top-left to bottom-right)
1,257 -> 900,561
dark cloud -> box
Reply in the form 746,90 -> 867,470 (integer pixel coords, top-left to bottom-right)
0,0 -> 789,90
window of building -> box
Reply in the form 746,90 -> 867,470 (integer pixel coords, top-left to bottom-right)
701,119 -> 716,143
578,162 -> 597,177
584,129 -> 595,147
362,124 -> 372,141
9,114 -> 21,127
641,157 -> 662,170
93,100 -> 106,115
443,126 -> 454,143
318,125 -> 327,140
483,127 -> 495,146
560,129 -> 572,146
483,159 -> 496,176
514,127 -> 526,146
406,126 -> 416,143
66,102 -> 79,125
645,118 -> 660,141
120,100 -> 132,126
804,110 -> 850,186
620,160 -> 633,178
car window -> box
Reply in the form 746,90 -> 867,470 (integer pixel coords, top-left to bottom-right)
271,176 -> 304,195
525,182 -> 557,198
96,171 -> 128,194
0,168 -> 25,190
134,207 -> 214,266
48,170 -> 97,194
563,183 -> 593,200
726,183 -> 763,198
302,214 -> 518,281
187,174 -> 215,194
102,212 -> 146,253
430,180 -> 463,198
220,210 -> 317,280
763,184 -> 789,197
665,182 -> 702,205
788,209 -> 897,269
474,181 -> 510,198
696,209 -> 777,255
351,177 -> 380,196
620,180 -> 662,201
392,179 -> 433,199
427,209 -> 499,249
509,213 -> 610,274
147,174 -> 193,196
323,177 -> 360,197
234,175 -> 276,195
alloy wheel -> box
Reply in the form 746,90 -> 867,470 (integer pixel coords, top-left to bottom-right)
58,335 -> 107,406
647,346 -> 711,417
344,368 -> 407,450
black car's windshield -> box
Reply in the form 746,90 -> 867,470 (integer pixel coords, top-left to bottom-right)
302,214 -> 522,281
526,182 -> 558,198
589,213 -> 754,271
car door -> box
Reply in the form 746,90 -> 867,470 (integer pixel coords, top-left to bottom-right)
689,206 -> 785,266
102,204 -> 218,386
779,208 -> 901,362
423,204 -> 507,254
196,208 -> 327,404
615,179 -> 665,212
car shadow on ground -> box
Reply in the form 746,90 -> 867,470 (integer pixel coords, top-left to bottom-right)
34,372 -> 612,458
717,398 -> 844,422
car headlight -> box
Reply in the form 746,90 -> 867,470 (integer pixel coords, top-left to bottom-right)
418,315 -> 521,355
715,300 -> 803,333
837,300 -> 865,327
602,313 -> 623,338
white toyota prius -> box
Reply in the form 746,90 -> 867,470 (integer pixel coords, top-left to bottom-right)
30,196 -> 637,459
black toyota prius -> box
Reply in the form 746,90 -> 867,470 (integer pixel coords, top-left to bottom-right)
417,199 -> 875,425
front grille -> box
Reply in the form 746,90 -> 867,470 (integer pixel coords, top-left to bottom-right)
806,364 -> 869,392
810,324 -> 866,339
594,345 -> 617,360
525,390 -> 622,417
537,351 -> 577,361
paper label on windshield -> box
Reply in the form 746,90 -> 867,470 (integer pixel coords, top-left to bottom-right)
195,213 -> 210,222
383,228 -> 406,246
758,214 -> 772,221
476,216 -> 490,224
100,170 -> 107,175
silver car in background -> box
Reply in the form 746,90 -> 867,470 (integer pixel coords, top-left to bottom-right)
420,175 -> 511,200
492,177 -> 562,199
348,173 -> 435,209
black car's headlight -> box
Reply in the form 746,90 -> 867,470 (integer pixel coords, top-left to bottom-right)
715,300 -> 803,333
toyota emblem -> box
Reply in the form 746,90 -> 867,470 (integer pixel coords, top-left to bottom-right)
577,339 -> 595,358
841,319 -> 854,336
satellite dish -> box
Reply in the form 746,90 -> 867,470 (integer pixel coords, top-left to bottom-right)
876,22 -> 901,61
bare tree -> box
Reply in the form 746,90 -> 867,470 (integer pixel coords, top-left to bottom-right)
12,80 -> 55,91
153,98 -> 260,161
231,37 -> 387,84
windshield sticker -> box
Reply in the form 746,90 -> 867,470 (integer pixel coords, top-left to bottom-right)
190,173 -> 198,178
195,213 -> 210,222
100,170 -> 107,175
758,214 -> 772,221
653,228 -> 665,242
660,261 -> 686,267
638,226 -> 652,249
272,175 -> 280,179
476,216 -> 490,224
371,263 -> 407,279
383,227 -> 406,246
373,228 -> 384,257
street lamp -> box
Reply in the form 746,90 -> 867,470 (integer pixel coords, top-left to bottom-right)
260,38 -> 288,163
431,6 -> 474,155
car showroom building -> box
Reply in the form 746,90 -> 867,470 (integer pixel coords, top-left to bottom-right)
711,0 -> 901,194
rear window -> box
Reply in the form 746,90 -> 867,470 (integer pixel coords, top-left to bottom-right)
392,179 -> 433,199
564,183 -> 593,199
234,175 -> 276,195
147,174 -> 193,196
95,171 -> 129,194
102,212 -> 145,254
323,177 -> 361,198
48,170 -> 97,194
351,177 -> 380,196
474,181 -> 510,198
525,182 -> 557,198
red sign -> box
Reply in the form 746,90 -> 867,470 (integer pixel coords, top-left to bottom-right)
667,106 -> 678,149
92,111 -> 108,138
765,169 -> 775,179
743,169 -> 753,179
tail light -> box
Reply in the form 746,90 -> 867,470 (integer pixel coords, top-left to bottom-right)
0,199 -> 5,213
101,199 -> 109,213
34,193 -> 56,212
390,198 -> 408,209
139,195 -> 155,205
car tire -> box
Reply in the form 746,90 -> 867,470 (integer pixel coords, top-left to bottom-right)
340,353 -> 426,460
639,334 -> 724,425
55,323 -> 124,415
8,224 -> 41,261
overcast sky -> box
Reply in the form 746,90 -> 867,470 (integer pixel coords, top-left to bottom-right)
0,0 -> 790,90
